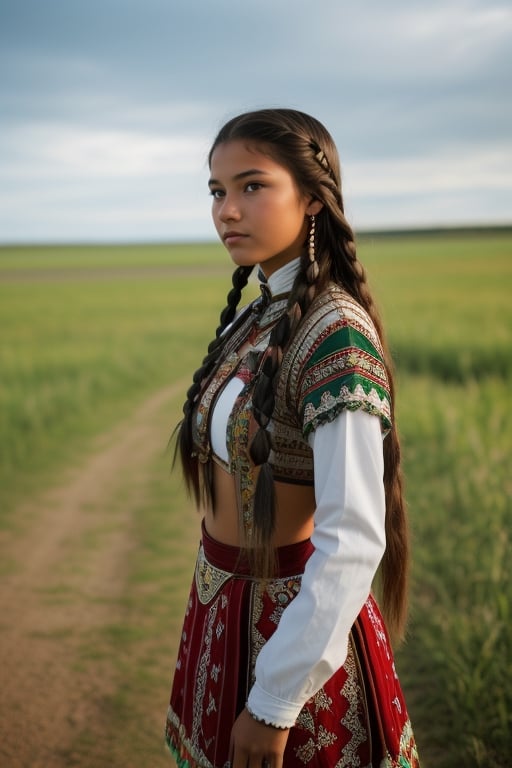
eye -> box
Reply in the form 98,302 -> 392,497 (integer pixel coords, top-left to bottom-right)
245,182 -> 263,193
209,188 -> 225,199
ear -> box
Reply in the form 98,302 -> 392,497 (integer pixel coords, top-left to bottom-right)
306,198 -> 324,216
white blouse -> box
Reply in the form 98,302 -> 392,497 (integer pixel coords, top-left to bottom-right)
247,410 -> 386,727
210,260 -> 387,728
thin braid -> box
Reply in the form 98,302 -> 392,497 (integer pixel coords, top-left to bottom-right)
176,264 -> 254,505
248,225 -> 322,576
248,312 -> 292,573
215,266 -> 253,339
309,140 -> 336,182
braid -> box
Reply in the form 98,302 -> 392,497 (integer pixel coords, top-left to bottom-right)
315,183 -> 410,639
248,312 -> 292,574
343,232 -> 409,638
215,265 -> 253,338
250,137 -> 408,635
176,264 -> 254,505
247,220 -> 323,577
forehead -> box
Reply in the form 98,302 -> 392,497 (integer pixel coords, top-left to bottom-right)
209,139 -> 288,177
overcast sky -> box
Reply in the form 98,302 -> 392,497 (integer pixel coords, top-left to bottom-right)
1,0 -> 511,243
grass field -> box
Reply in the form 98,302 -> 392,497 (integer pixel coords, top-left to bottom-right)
0,230 -> 511,767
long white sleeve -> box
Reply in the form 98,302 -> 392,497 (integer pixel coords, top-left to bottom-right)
246,408 -> 386,728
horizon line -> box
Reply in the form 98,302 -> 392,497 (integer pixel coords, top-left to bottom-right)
1,222 -> 512,249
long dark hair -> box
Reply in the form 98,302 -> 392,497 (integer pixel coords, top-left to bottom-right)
176,108 -> 409,639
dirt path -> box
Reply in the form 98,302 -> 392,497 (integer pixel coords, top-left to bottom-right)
0,383 -> 187,768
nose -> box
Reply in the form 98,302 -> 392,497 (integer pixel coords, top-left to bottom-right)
217,193 -> 241,223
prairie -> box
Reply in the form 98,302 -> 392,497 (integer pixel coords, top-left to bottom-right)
0,230 -> 510,767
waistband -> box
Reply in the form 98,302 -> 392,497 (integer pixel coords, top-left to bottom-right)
201,519 -> 314,578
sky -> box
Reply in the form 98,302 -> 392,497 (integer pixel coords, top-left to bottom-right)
1,0 -> 511,243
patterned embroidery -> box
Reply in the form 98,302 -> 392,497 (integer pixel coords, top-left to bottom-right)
272,285 -> 392,486
297,319 -> 391,436
293,726 -> 340,763
231,393 -> 256,537
167,545 -> 421,768
399,719 -> 421,767
303,381 -> 391,436
318,725 -> 337,747
215,619 -> 224,640
365,596 -> 392,661
337,640 -> 368,766
206,691 -> 217,716
249,574 -> 304,684
166,704 -> 215,768
380,719 -> 421,768
292,640 -> 368,766
195,545 -> 232,605
192,294 -> 287,470
296,707 -> 316,735
295,738 -> 317,763
191,285 -> 391,539
191,599 -> 218,747
267,578 -> 302,624
194,353 -> 241,463
313,688 -> 333,713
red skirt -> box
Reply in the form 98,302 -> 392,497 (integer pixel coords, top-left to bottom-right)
165,525 -> 420,768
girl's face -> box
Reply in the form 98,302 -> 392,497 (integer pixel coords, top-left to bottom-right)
209,140 -> 320,278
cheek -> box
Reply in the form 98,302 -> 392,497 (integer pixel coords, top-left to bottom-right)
261,195 -> 302,228
211,206 -> 221,229
281,204 -> 308,238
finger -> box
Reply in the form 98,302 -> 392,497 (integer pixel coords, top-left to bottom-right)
268,752 -> 284,768
231,744 -> 248,768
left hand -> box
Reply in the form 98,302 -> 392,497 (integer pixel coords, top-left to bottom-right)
230,707 -> 290,768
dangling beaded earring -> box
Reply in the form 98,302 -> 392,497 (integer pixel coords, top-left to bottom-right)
306,214 -> 319,285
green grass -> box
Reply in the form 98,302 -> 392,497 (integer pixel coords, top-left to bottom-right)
0,241 -> 225,270
0,259 -> 241,516
1,231 -> 511,767
396,375 -> 511,767
359,231 -> 512,380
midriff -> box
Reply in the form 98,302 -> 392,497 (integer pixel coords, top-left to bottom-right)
204,462 -> 316,547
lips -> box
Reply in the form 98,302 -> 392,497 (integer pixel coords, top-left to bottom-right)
223,231 -> 247,244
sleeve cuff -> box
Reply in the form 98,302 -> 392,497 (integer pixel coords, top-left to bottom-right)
246,681 -> 301,729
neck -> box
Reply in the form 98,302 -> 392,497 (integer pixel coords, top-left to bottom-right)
260,258 -> 301,296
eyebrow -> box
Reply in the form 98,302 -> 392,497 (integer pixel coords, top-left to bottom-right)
208,169 -> 271,187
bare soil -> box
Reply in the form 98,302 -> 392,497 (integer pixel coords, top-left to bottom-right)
0,385 -> 186,768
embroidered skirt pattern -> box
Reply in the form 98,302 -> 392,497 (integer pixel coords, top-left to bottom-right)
165,527 -> 420,768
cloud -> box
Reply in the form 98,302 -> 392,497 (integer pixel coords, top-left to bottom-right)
346,142 -> 512,196
1,122 -> 210,179
343,141 -> 512,229
0,0 -> 510,241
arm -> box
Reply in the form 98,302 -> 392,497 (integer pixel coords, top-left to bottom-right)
246,408 -> 386,727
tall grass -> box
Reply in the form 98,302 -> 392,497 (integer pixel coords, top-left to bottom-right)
358,231 -> 512,765
359,231 -> 512,381
0,257 -> 238,516
397,376 -> 511,767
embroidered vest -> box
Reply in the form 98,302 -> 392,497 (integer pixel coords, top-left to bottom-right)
191,285 -> 391,537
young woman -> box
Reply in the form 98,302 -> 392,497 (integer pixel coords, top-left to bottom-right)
165,108 -> 420,768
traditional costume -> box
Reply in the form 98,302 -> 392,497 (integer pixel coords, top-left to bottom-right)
166,260 -> 420,767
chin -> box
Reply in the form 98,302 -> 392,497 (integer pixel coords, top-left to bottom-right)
228,252 -> 259,268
